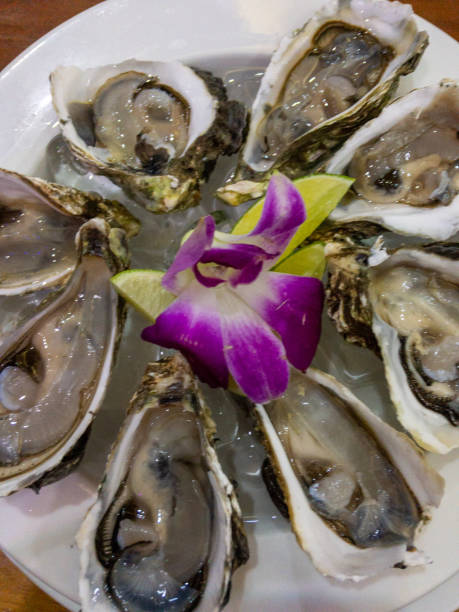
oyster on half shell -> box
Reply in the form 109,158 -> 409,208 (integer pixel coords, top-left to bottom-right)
78,354 -> 249,612
217,0 -> 428,206
51,60 -> 245,213
327,80 -> 459,239
256,368 -> 443,581
327,237 -> 459,453
0,167 -> 138,296
0,218 -> 129,495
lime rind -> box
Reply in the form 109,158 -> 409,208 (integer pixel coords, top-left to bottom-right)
273,242 -> 326,279
111,269 -> 175,322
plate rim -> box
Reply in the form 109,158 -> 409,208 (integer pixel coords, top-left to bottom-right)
0,1 -> 458,610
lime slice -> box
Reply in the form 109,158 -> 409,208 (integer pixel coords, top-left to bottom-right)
232,174 -> 353,260
111,269 -> 175,322
273,242 -> 325,279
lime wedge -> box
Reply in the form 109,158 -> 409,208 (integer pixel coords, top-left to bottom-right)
227,374 -> 245,396
180,229 -> 193,245
111,269 -> 175,322
232,174 -> 353,260
273,242 -> 325,279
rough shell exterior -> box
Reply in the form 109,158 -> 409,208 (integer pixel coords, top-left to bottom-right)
1,167 -> 139,237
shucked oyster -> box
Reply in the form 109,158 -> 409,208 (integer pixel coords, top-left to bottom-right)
0,169 -> 136,490
0,287 -> 63,355
256,368 -> 443,581
51,60 -> 245,213
78,354 -> 249,611
218,0 -> 428,205
327,237 -> 459,453
327,80 -> 459,239
0,218 -> 128,495
0,167 -> 138,296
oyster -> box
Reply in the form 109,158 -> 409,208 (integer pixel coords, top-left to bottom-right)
0,167 -> 138,296
0,287 -> 63,354
78,354 -> 249,611
327,80 -> 459,239
256,367 -> 444,581
217,0 -> 428,206
0,218 -> 129,495
51,60 -> 245,213
327,238 -> 459,453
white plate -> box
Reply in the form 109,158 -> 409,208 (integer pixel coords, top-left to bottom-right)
0,1 -> 459,610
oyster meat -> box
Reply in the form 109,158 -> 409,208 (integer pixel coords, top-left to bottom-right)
327,80 -> 459,239
0,286 -> 65,357
51,60 -> 245,213
218,0 -> 428,206
78,354 -> 249,611
256,368 -> 444,581
0,218 -> 129,495
0,167 -> 138,296
327,238 -> 459,453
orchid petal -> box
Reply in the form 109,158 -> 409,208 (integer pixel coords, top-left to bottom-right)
200,244 -> 268,268
228,260 -> 264,287
211,175 -> 306,268
142,282 -> 228,388
162,216 -> 215,294
199,243 -> 268,287
236,271 -> 324,371
217,288 -> 290,403
193,263 -> 225,288
246,174 -> 306,258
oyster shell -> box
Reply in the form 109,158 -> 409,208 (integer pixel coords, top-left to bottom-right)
326,80 -> 459,239
0,218 -> 129,495
326,237 -> 459,453
256,367 -> 444,581
0,167 -> 139,296
78,354 -> 249,611
217,0 -> 428,206
51,60 -> 245,213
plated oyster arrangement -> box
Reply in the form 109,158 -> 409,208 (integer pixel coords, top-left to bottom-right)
1,0 -> 458,610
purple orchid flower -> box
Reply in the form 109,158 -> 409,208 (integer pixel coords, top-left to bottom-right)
142,174 -> 324,403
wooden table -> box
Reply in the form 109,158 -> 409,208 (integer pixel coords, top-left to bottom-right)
0,1 -> 458,610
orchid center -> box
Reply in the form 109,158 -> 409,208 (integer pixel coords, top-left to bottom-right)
195,261 -> 233,286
